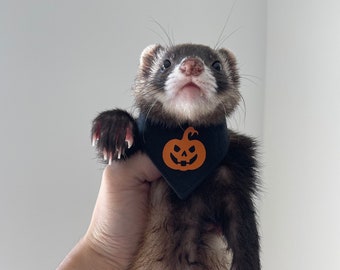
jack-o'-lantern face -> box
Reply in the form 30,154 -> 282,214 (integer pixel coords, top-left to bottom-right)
162,127 -> 206,171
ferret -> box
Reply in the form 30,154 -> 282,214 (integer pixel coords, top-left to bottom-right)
91,43 -> 260,270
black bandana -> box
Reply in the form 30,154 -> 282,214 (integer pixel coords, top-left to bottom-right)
137,114 -> 229,199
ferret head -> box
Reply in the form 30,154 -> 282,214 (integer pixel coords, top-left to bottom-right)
134,44 -> 240,126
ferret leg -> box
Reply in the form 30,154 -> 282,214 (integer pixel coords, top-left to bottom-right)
220,192 -> 260,270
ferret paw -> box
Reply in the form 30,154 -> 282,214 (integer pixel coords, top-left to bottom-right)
91,109 -> 137,164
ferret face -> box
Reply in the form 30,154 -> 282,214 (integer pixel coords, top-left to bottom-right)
134,44 -> 240,126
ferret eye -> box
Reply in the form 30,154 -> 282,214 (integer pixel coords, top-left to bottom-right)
212,61 -> 222,71
161,59 -> 171,71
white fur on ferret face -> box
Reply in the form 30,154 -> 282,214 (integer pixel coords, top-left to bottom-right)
158,58 -> 221,122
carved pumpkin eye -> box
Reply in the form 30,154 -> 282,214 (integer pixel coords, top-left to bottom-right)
189,146 -> 195,153
174,145 -> 180,152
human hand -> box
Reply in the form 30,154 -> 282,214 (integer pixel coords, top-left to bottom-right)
58,152 -> 161,269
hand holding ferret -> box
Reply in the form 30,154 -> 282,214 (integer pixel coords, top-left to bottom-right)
58,152 -> 161,270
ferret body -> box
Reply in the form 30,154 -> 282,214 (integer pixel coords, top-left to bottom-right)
91,44 -> 260,269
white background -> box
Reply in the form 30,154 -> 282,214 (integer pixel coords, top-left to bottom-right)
0,0 -> 339,269
262,1 -> 340,269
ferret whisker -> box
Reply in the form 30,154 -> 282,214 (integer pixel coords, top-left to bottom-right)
150,18 -> 174,47
147,27 -> 170,46
214,0 -> 239,49
238,94 -> 247,125
226,93 -> 246,131
139,88 -> 162,98
217,26 -> 243,48
170,28 -> 176,47
241,74 -> 262,80
145,99 -> 158,123
217,96 -> 228,118
240,74 -> 262,86
126,103 -> 136,114
138,88 -> 155,97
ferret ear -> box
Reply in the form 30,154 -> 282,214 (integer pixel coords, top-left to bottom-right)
217,48 -> 239,84
217,48 -> 237,69
140,44 -> 164,66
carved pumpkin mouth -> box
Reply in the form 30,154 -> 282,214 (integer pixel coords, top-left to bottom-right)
170,153 -> 198,166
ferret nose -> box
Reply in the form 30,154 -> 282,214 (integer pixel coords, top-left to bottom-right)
179,58 -> 204,76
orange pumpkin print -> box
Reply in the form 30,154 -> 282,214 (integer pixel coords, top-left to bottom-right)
162,127 -> 206,171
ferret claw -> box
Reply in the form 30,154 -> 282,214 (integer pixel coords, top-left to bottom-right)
125,139 -> 133,149
103,150 -> 108,161
125,127 -> 134,149
117,148 -> 122,160
108,153 -> 113,165
92,135 -> 99,147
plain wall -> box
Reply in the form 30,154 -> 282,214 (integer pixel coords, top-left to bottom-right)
0,1 -> 266,269
262,0 -> 340,269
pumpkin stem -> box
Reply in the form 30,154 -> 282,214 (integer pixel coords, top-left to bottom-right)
182,127 -> 199,140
